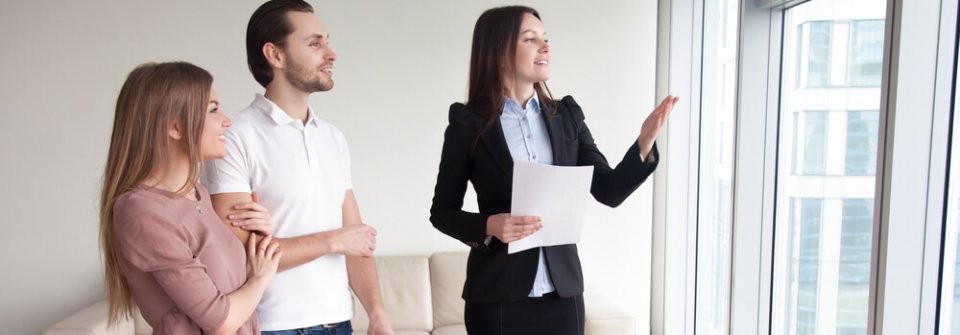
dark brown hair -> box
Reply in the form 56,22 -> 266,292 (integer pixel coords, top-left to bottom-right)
101,62 -> 212,326
246,0 -> 315,87
467,5 -> 555,136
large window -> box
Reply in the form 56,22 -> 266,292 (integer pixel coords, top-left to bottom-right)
772,1 -> 886,334
657,0 -> 958,333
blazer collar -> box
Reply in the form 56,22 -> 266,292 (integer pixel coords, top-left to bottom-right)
540,100 -> 565,166
479,116 -> 514,176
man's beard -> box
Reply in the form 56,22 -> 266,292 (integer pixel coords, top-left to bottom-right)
285,56 -> 333,93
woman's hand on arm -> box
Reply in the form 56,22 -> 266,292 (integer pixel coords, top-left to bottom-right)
213,234 -> 282,335
485,213 -> 542,243
225,192 -> 272,235
637,96 -> 679,159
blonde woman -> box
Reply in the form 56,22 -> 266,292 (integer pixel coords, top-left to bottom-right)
100,62 -> 282,335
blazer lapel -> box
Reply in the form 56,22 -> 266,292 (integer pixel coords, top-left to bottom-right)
540,101 -> 566,166
479,117 -> 515,175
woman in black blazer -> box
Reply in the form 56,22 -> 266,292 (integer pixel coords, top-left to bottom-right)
430,6 -> 678,335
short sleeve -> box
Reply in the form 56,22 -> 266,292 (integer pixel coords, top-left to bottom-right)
113,194 -> 230,334
205,129 -> 252,195
334,128 -> 353,190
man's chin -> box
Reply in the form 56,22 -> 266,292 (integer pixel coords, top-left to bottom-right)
314,80 -> 334,92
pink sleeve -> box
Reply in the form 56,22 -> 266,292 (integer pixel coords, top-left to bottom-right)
113,196 -> 230,334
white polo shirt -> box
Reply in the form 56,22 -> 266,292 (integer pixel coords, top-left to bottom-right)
204,94 -> 354,331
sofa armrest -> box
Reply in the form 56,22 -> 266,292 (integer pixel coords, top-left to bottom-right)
583,291 -> 636,335
43,300 -> 135,335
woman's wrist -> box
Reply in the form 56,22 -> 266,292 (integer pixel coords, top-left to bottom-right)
245,274 -> 271,290
637,136 -> 652,158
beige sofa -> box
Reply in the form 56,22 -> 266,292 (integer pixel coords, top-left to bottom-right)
45,252 -> 635,335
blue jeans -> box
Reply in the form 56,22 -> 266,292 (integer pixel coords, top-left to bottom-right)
261,321 -> 353,335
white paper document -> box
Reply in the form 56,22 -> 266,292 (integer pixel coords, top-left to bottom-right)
508,161 -> 594,254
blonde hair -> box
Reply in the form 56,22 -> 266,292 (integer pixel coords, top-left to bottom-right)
99,62 -> 212,325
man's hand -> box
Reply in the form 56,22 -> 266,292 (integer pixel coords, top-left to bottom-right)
331,224 -> 377,257
366,314 -> 394,335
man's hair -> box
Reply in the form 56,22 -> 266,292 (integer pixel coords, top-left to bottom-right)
246,0 -> 315,88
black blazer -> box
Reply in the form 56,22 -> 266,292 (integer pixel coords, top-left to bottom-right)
430,95 -> 659,303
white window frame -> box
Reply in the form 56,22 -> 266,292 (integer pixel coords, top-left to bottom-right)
651,0 -> 701,333
652,0 -> 959,334
877,0 -> 957,333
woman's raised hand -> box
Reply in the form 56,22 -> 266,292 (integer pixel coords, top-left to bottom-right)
637,95 -> 679,158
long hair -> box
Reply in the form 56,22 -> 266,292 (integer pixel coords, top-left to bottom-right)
467,5 -> 555,137
246,0 -> 315,87
100,62 -> 212,326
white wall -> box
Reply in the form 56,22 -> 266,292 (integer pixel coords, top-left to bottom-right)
0,1 -> 657,333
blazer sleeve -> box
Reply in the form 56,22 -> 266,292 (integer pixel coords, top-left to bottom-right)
562,95 -> 660,207
429,103 -> 490,247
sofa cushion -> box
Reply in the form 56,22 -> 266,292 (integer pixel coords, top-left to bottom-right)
133,306 -> 151,335
583,291 -> 636,335
429,252 -> 468,329
352,331 -> 429,335
431,324 -> 468,335
351,255 -> 432,333
42,301 -> 135,335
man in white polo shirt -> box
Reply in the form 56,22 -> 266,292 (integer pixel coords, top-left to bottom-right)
204,1 -> 394,334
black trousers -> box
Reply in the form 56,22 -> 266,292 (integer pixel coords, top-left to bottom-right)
464,293 -> 586,335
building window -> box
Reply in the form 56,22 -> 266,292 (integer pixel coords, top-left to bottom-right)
794,111 -> 828,175
837,199 -> 872,335
791,198 -> 823,335
798,19 -> 884,88
848,20 -> 885,87
803,21 -> 832,88
844,111 -> 879,175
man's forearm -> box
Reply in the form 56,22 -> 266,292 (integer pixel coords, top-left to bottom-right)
212,192 -> 341,271
346,255 -> 388,319
276,231 -> 338,272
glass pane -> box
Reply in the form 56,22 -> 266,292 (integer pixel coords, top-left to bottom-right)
938,19 -> 960,335
848,20 -> 884,87
772,0 -> 886,334
695,0 -> 738,333
844,111 -> 879,175
805,22 -> 832,88
802,111 -> 828,175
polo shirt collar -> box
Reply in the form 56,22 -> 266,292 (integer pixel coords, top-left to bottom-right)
253,94 -> 319,127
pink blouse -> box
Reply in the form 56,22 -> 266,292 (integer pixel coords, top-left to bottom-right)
113,183 -> 257,334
